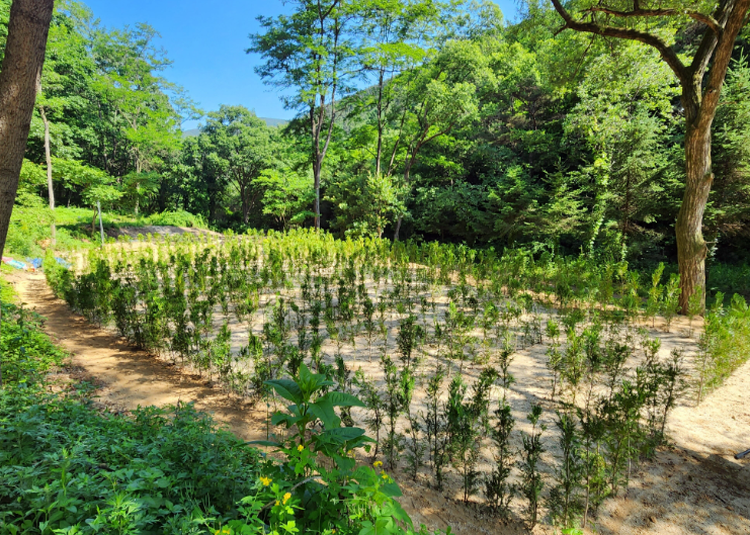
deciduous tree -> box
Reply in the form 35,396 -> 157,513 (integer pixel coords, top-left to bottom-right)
550,0 -> 750,312
200,105 -> 276,225
250,0 -> 360,229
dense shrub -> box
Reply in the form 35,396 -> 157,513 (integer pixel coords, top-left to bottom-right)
697,292 -> 750,401
141,210 -> 209,229
0,300 -> 66,387
0,391 -> 264,534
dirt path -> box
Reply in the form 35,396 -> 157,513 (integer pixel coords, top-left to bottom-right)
9,270 -> 750,534
10,271 -> 268,442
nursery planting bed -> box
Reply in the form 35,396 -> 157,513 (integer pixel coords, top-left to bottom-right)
26,230 -> 750,534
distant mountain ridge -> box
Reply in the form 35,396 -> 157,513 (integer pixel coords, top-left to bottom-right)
183,116 -> 288,137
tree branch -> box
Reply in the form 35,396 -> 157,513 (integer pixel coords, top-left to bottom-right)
550,0 -> 689,86
584,6 -> 722,35
697,0 -> 750,129
690,0 -> 736,85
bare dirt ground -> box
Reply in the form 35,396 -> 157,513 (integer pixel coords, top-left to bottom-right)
9,269 -> 750,535
107,225 -> 221,239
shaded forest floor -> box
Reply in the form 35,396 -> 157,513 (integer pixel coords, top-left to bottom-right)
9,270 -> 750,535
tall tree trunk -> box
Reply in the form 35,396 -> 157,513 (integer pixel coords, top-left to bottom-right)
240,181 -> 249,224
39,104 -> 55,245
622,168 -> 631,240
0,0 -> 54,389
393,215 -> 402,241
392,162 -> 413,241
313,158 -> 321,229
311,103 -> 322,230
0,0 -> 54,261
676,101 -> 714,314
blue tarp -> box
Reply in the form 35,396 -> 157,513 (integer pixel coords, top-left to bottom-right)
55,257 -> 72,269
1,255 -> 71,270
2,257 -> 26,269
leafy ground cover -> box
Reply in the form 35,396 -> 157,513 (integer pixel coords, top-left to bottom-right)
5,192 -> 207,258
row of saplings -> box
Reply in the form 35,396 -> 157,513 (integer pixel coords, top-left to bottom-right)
46,245 -> 686,532
45,242 -> 561,400
348,315 -> 685,532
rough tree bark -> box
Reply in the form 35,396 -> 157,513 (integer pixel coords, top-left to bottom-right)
0,0 -> 55,260
0,0 -> 55,388
550,0 -> 750,313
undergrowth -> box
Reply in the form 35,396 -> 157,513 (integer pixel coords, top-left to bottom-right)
5,193 -> 209,258
0,276 -> 438,535
697,292 -> 750,402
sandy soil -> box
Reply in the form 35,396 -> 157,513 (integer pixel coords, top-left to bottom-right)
8,269 -> 750,535
108,225 -> 220,239
9,271 -> 267,442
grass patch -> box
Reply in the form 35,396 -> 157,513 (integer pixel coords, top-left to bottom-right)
6,194 -> 210,259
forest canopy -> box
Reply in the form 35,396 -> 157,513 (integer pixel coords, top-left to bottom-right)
3,0 -> 750,272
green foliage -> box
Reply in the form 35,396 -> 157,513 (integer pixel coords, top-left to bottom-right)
251,363 -> 426,535
520,404 -> 545,529
484,397 -> 515,518
6,193 -> 55,257
698,292 -> 750,401
381,354 -> 414,469
199,106 -> 278,225
547,411 -> 584,531
255,169 -> 314,230
140,210 -> 208,229
0,393 -> 264,535
326,173 -> 403,239
446,368 -> 496,504
122,171 -> 160,215
709,53 -> 750,251
660,274 -> 681,332
18,160 -> 47,196
0,303 -> 66,387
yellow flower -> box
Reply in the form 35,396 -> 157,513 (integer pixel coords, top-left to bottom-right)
297,444 -> 304,452
275,500 -> 280,506
259,476 -> 272,486
382,473 -> 388,480
283,492 -> 292,504
373,461 -> 382,468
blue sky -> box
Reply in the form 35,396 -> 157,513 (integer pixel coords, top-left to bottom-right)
82,1 -> 520,129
